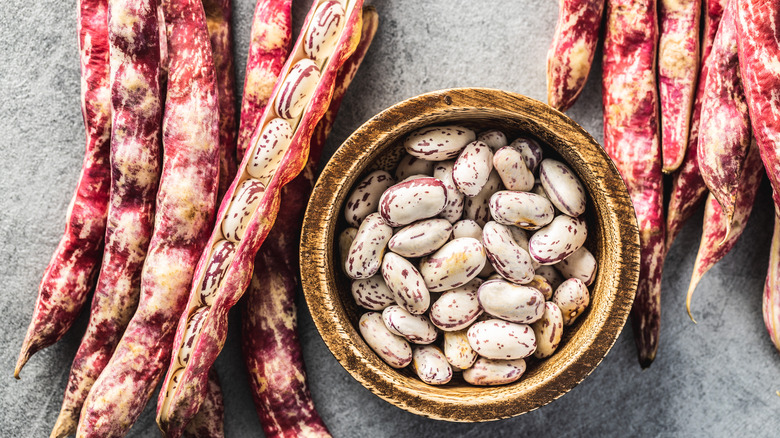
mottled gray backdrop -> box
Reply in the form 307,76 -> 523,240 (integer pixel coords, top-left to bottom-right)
1,0 -> 778,436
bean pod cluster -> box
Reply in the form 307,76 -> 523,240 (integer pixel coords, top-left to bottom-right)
341,125 -> 598,386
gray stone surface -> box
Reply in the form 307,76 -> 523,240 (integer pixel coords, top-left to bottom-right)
1,0 -> 778,436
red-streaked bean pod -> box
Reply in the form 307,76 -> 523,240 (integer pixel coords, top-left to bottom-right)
382,252 -> 431,315
379,177 -> 448,227
339,227 -> 358,273
482,221 -> 535,285
546,0 -> 605,112
346,212 -> 393,280
451,219 -> 482,239
345,170 -> 395,227
275,58 -> 321,120
453,141 -> 494,197
526,274 -> 554,300
764,213 -> 780,352
236,0 -> 292,160
404,125 -> 476,161
222,179 -> 266,242
433,161 -> 465,223
536,265 -> 564,290
478,280 -> 545,324
412,345 -> 452,385
359,312 -> 413,368
81,0 -> 220,433
467,319 -> 536,360
177,307 -> 210,368
508,137 -> 543,173
382,305 -> 438,344
198,240 -> 237,307
462,357 -> 526,386
489,191 -> 554,230
443,329 -> 478,370
304,0 -> 345,66
464,170 -> 502,227
529,215 -> 587,265
246,118 -> 294,184
420,238 -> 486,292
388,218 -> 452,257
429,278 -> 483,331
553,278 -> 590,326
396,154 -> 434,180
539,159 -> 586,217
554,246 -> 597,286
477,129 -> 508,150
493,145 -> 534,192
531,302 -> 564,359
352,275 -> 395,311
182,369 -> 224,438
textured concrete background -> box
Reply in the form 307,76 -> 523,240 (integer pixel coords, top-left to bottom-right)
1,0 -> 779,436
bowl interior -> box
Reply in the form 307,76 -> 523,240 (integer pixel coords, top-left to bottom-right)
301,88 -> 639,422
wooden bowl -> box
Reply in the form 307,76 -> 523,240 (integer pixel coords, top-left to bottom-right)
300,88 -> 640,422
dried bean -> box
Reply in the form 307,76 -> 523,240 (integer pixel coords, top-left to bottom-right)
395,154 -> 434,180
352,275 -> 395,311
526,274 -> 554,300
420,238 -> 486,292
304,0 -> 345,66
359,312 -> 413,368
198,240 -> 236,307
346,212 -> 393,280
536,265 -> 564,290
477,129 -> 508,150
462,357 -> 526,386
379,177 -> 448,227
493,145 -> 534,192
451,219 -> 482,240
382,252 -> 431,315
404,125 -> 476,161
382,305 -> 438,344
539,159 -> 586,217
339,227 -> 358,273
275,58 -> 321,120
429,278 -> 483,331
508,137 -> 543,173
482,221 -> 535,285
531,302 -> 564,359
489,190 -> 554,230
553,278 -> 590,326
478,280 -> 545,324
443,329 -> 478,370
554,246 -> 597,286
246,118 -> 295,184
464,170 -> 502,227
222,179 -> 266,242
388,218 -> 452,257
433,161 -> 465,223
452,140 -> 494,197
344,170 -> 395,227
412,345 -> 452,385
528,215 -> 587,265
177,307 -> 210,368
466,319 -> 536,360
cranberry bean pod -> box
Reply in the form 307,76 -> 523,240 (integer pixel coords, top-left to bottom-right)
15,0 -> 112,378
658,0 -> 701,172
666,0 -> 727,249
493,146 -> 534,192
464,170 -> 502,227
182,369 -> 225,438
382,252 -> 431,314
687,141 -> 762,320
539,159 -> 586,217
482,221 -> 535,284
764,214 -> 780,352
547,0 -> 605,111
78,0 -> 220,434
359,312 -> 413,368
346,212 -> 393,280
433,161 -> 465,223
698,1 -> 750,230
404,125 -> 476,161
429,278 -> 483,331
478,280 -> 545,324
382,305 -> 438,344
477,129 -> 508,150
452,140 -> 494,197
467,319 -> 537,360
352,275 -> 395,311
554,246 -> 597,286
553,278 -> 590,326
412,345 -> 452,385
531,302 -> 565,359
344,170 -> 395,227
237,0 -> 292,160
420,238 -> 487,292
528,215 -> 587,264
462,357 -> 526,386
379,177 -> 448,227
603,0 -> 664,368
489,190 -> 555,230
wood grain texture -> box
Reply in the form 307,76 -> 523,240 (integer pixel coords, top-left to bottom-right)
300,88 -> 640,422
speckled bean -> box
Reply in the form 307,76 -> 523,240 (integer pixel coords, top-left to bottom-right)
382,305 -> 438,344
443,329 -> 478,369
489,191 -> 554,230
412,345 -> 452,385
433,161 -> 464,223
177,307 -> 209,367
274,58 -> 321,120
381,252 -> 430,315
532,302 -> 564,359
246,118 -> 294,184
536,265 -> 564,290
345,212 -> 393,280
464,170 -> 502,227
525,275 -> 554,300
420,238 -> 486,292
466,319 -> 536,359
451,219 -> 482,240
476,129 -> 508,150
509,226 -> 540,270
482,221 -> 535,284
429,278 -> 483,331
198,240 -> 236,306
303,0 -> 344,66
222,179 -> 265,242
462,357 -> 526,386
404,125 -> 476,161
493,146 -> 534,191
358,312 -> 412,368
552,278 -> 590,326
477,279 -> 545,323
351,275 -> 395,311
338,227 -> 358,274
344,170 -> 395,227
528,215 -> 587,265
539,159 -> 587,217
395,154 -> 434,181
555,246 -> 597,286
388,218 -> 452,258
378,177 -> 448,227
508,137 -> 543,172
452,141 -> 494,197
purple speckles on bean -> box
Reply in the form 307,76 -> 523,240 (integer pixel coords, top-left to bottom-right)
528,215 -> 587,265
404,125 -> 476,161
346,212 -> 393,279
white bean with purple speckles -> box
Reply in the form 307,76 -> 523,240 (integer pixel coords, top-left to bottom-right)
477,279 -> 545,324
404,125 -> 476,161
464,170 -> 502,227
452,141 -> 494,197
432,161 -> 464,223
339,227 -> 358,274
274,58 -> 321,120
197,240 -> 236,306
351,275 -> 396,311
378,177 -> 447,227
388,218 -> 452,258
451,219 -> 482,240
555,246 -> 597,286
482,221 -> 535,285
345,212 -> 393,279
466,319 -> 536,359
477,129 -> 508,150
381,252 -> 430,315
395,154 -> 434,181
532,302 -> 564,358
344,170 -> 395,227
489,190 -> 554,230
419,238 -> 486,292
246,118 -> 294,184
359,312 -> 413,368
462,357 -> 526,386
509,226 -> 540,270
536,265 -> 564,289
412,345 -> 452,385
509,137 -> 543,172
552,278 -> 590,326
539,159 -> 587,217
429,278 -> 483,331
222,178 -> 265,242
303,0 -> 345,66
381,305 -> 438,344
528,215 -> 587,265
493,146 -> 534,191
443,329 -> 478,370
526,274 -> 554,300
177,307 -> 209,367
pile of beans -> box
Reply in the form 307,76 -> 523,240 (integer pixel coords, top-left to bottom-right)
339,125 -> 598,386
